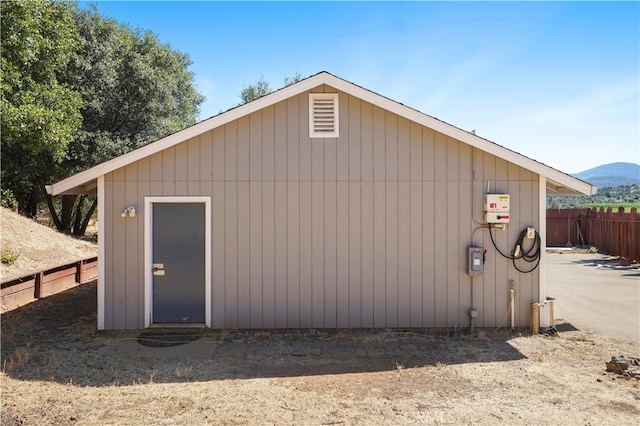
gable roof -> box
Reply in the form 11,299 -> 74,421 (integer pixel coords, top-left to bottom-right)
47,71 -> 595,196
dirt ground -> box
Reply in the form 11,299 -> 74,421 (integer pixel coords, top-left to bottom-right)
1,282 -> 639,425
2,204 -> 638,424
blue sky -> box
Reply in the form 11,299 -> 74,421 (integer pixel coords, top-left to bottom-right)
84,1 -> 638,174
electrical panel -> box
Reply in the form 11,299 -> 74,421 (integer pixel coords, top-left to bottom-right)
485,194 -> 510,223
467,246 -> 484,276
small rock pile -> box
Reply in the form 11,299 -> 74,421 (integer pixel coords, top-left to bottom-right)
605,355 -> 640,380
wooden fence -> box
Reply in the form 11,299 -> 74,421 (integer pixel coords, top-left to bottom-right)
547,208 -> 640,263
1,257 -> 97,311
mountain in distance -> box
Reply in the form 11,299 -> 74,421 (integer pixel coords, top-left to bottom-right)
573,162 -> 640,187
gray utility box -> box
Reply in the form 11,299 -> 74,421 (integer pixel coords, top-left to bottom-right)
467,246 -> 484,276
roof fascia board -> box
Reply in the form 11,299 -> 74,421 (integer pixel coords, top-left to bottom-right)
51,71 -> 593,196
547,179 -> 597,195
323,75 -> 594,196
50,74 -> 330,195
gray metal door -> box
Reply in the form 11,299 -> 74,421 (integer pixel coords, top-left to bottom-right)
152,202 -> 205,324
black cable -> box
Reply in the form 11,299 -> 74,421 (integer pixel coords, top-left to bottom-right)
488,226 -> 541,273
488,225 -> 514,259
513,230 -> 541,273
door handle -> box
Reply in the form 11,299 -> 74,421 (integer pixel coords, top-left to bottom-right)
152,263 -> 165,276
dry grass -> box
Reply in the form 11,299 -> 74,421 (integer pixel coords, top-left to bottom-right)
565,335 -> 595,343
476,331 -> 489,343
0,207 -> 97,281
174,364 -> 193,379
435,361 -> 447,370
3,346 -> 37,373
1,282 -> 639,425
1,208 -> 639,424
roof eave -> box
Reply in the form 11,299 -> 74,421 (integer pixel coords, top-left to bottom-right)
49,74 -> 333,196
324,75 -> 597,196
49,71 -> 595,197
547,178 -> 597,196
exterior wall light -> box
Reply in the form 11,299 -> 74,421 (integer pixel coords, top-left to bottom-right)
121,206 -> 136,218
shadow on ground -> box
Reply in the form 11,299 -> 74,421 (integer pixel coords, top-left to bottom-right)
1,282 -> 527,387
554,322 -> 580,332
568,257 -> 640,281
570,256 -> 639,269
622,272 -> 640,278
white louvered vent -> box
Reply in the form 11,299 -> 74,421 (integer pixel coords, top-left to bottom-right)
309,93 -> 339,138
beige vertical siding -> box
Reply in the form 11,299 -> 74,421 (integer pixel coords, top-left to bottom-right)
103,87 -> 540,330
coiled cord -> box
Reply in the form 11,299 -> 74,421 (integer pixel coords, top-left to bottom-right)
489,226 -> 541,273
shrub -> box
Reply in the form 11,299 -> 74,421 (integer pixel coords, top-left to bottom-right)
4,346 -> 36,372
1,246 -> 20,264
0,189 -> 17,209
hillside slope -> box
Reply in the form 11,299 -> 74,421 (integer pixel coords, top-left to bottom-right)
574,162 -> 640,187
0,208 -> 97,281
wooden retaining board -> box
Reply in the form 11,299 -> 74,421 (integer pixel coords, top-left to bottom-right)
36,266 -> 79,298
79,259 -> 98,283
1,276 -> 37,311
1,257 -> 97,311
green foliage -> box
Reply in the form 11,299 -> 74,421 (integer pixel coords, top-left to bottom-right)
239,74 -> 307,105
1,0 -> 83,216
0,0 -> 82,161
61,6 -> 205,174
1,2 -> 204,231
1,246 -> 20,265
587,246 -> 598,254
547,184 -> 640,210
45,5 -> 205,235
284,73 -> 305,86
239,77 -> 272,105
0,189 -> 17,209
580,202 -> 640,210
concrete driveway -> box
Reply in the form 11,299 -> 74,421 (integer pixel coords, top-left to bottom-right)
546,250 -> 640,345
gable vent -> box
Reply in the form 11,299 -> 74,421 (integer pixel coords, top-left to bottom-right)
309,93 -> 339,138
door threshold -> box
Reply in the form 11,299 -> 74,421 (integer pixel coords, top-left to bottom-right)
149,323 -> 207,329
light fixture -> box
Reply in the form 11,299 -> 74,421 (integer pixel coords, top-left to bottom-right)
121,205 -> 136,218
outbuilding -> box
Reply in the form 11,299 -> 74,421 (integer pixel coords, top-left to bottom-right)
48,72 -> 595,331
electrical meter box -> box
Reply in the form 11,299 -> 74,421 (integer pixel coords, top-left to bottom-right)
467,246 -> 484,276
484,194 -> 510,223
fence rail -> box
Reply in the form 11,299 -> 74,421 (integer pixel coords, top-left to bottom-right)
1,257 -> 97,311
547,207 -> 640,263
